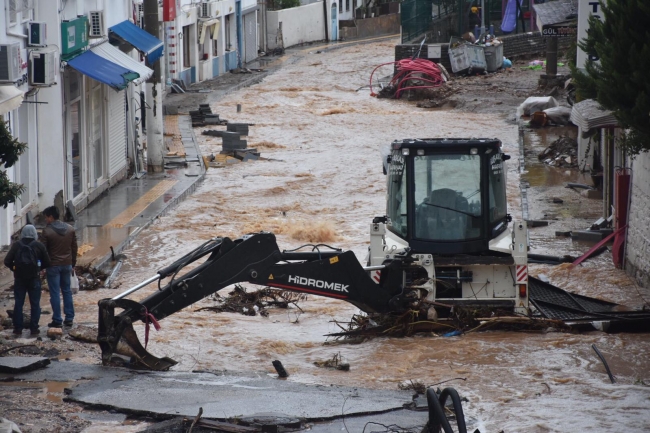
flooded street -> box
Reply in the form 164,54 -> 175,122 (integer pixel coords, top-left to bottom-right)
69,39 -> 650,432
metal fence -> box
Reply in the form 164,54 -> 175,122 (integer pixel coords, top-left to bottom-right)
401,0 -> 432,43
401,0 -> 459,44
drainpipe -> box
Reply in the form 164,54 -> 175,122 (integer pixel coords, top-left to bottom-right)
323,0 -> 329,41
236,0 -> 243,68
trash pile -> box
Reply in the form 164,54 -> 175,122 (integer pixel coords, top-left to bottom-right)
449,33 -> 504,75
523,59 -> 565,71
197,284 -> 308,317
538,135 -> 579,167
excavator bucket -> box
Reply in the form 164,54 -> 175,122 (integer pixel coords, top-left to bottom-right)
97,298 -> 178,371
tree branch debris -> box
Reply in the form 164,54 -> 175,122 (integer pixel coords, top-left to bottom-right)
197,285 -> 307,317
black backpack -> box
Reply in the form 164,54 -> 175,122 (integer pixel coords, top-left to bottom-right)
14,241 -> 40,279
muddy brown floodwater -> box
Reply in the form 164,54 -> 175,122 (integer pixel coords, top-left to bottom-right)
4,38 -> 650,432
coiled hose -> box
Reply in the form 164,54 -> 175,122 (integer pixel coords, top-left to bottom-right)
426,387 -> 467,433
369,58 -> 445,99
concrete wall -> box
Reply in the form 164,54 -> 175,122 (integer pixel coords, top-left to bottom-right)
340,13 -> 400,40
626,151 -> 650,287
267,3 -> 326,49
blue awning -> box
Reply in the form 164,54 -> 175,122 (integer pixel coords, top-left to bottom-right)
67,51 -> 139,91
109,20 -> 164,64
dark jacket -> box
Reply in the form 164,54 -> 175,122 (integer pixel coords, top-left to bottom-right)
41,221 -> 78,267
4,238 -> 51,276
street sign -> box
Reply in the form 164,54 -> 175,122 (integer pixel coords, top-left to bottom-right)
542,22 -> 577,37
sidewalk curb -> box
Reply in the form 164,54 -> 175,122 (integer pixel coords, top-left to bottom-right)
94,115 -> 206,273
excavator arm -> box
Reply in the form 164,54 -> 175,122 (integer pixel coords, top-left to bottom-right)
97,232 -> 426,370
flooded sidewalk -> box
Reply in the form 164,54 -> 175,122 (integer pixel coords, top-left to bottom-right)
74,115 -> 205,271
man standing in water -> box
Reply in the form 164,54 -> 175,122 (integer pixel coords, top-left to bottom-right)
41,206 -> 78,328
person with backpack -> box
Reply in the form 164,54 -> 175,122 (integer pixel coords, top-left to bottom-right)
4,224 -> 50,335
41,206 -> 78,328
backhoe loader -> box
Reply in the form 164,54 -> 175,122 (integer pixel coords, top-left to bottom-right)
98,138 -> 650,370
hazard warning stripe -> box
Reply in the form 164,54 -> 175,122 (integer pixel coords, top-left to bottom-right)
372,270 -> 381,283
516,265 -> 528,283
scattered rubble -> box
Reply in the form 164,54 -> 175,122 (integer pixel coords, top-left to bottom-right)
74,263 -> 109,291
398,379 -> 426,394
538,135 -> 578,168
313,352 -> 350,371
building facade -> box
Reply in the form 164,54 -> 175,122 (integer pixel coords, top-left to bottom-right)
1,0 -> 159,246
166,0 -> 259,87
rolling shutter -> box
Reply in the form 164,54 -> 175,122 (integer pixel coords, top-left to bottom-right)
243,12 -> 257,64
107,89 -> 127,177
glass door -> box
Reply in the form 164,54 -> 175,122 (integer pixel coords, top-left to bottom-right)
65,70 -> 84,200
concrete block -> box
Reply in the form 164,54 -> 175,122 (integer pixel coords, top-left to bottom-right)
227,123 -> 249,136
221,131 -> 241,141
223,140 -> 247,151
571,230 -> 608,242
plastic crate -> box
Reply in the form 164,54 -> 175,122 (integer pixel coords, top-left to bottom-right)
448,37 -> 486,74
484,43 -> 504,72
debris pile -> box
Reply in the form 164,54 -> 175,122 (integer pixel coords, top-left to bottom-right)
74,263 -> 110,291
538,135 -> 578,167
327,306 -> 568,341
370,58 -> 447,100
197,285 -> 307,317
313,352 -> 350,371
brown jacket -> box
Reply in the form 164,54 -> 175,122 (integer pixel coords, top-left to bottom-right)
41,221 -> 78,267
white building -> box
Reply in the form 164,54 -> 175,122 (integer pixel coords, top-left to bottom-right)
165,0 -> 259,86
0,0 -> 159,245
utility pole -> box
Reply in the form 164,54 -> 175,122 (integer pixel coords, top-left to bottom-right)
143,0 -> 164,172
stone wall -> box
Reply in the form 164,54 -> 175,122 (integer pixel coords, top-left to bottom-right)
340,14 -> 401,41
625,151 -> 650,287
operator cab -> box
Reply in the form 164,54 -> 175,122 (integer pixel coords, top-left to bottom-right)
385,138 -> 510,255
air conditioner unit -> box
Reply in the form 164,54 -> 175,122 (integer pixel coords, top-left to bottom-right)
200,1 -> 211,18
88,11 -> 105,38
0,43 -> 22,83
29,48 -> 57,86
28,22 -> 47,47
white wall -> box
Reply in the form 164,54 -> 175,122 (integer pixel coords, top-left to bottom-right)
626,151 -> 650,287
267,2 -> 326,50
0,1 -> 55,242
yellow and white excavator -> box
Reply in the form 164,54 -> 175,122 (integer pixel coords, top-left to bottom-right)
98,138 -> 650,370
